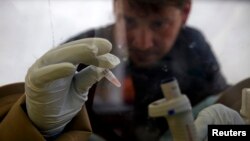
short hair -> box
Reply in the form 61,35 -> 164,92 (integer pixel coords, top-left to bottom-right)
124,0 -> 188,13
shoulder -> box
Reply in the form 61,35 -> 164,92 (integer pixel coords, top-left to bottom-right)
178,26 -> 212,54
182,26 -> 205,39
63,24 -> 114,44
179,26 -> 208,46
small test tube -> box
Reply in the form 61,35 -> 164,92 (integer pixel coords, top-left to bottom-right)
103,69 -> 121,87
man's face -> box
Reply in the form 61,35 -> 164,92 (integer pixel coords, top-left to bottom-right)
114,1 -> 188,68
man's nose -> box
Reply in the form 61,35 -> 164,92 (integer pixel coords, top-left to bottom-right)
132,28 -> 154,50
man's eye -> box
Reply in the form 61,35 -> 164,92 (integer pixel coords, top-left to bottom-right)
151,20 -> 169,30
124,16 -> 136,28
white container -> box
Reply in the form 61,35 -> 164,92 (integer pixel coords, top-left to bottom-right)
148,78 -> 197,141
149,95 -> 197,141
160,78 -> 181,100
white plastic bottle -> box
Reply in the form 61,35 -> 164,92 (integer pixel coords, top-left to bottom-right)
148,78 -> 197,141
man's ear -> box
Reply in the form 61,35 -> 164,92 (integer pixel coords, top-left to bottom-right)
182,0 -> 192,25
113,0 -> 118,14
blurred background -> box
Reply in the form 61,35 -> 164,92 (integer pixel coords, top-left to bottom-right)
0,0 -> 249,85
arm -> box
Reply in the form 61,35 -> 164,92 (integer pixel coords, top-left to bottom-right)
188,27 -> 229,96
25,38 -> 120,138
181,27 -> 230,105
198,41 -> 229,95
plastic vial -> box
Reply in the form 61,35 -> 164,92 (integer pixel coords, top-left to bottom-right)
103,69 -> 121,87
149,77 -> 197,141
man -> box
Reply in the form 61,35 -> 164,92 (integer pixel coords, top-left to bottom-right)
65,0 -> 229,140
0,0 -> 231,141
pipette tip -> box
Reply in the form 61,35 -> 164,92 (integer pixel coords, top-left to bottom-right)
103,69 -> 121,87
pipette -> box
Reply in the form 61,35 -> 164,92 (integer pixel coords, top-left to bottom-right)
103,69 -> 121,87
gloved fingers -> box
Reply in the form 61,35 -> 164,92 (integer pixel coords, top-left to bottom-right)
73,52 -> 120,93
94,53 -> 120,69
27,62 -> 76,89
59,38 -> 112,54
39,38 -> 112,66
73,65 -> 106,93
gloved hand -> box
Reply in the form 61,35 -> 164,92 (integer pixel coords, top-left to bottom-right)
25,38 -> 120,137
194,104 -> 245,141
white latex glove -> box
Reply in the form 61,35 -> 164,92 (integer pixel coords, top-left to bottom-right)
25,38 -> 120,137
194,104 -> 245,141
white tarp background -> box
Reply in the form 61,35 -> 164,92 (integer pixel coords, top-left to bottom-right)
0,0 -> 249,85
